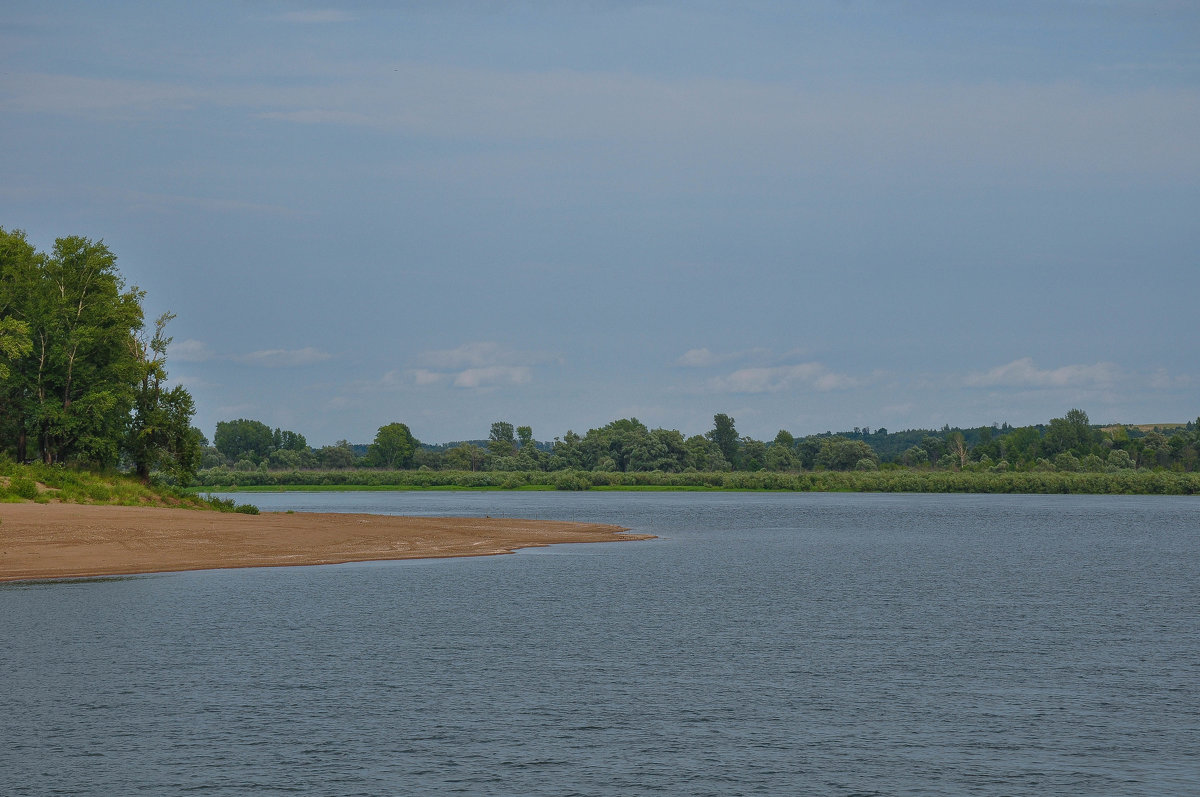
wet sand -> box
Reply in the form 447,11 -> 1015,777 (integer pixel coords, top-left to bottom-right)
0,503 -> 651,582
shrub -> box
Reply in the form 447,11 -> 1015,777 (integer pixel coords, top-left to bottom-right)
10,476 -> 39,500
554,472 -> 591,491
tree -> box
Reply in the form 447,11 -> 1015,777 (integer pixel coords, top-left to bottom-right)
214,418 -> 275,463
1043,409 -> 1093,457
488,421 -> 516,457
946,431 -> 969,470
24,236 -> 143,465
739,437 -> 767,471
126,312 -> 203,481
367,422 -> 417,469
707,413 -> 739,466
0,317 -> 30,380
816,437 -> 878,471
0,229 -> 197,472
445,442 -> 485,471
317,440 -> 357,469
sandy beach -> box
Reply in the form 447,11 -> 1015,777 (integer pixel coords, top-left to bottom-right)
0,503 -> 651,582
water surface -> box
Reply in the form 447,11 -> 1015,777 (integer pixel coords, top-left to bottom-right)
3,492 -> 1197,795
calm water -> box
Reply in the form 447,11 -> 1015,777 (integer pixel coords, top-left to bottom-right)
2,492 -> 1198,796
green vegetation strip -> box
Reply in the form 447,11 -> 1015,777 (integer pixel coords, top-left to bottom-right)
189,469 -> 1200,495
0,462 -> 259,512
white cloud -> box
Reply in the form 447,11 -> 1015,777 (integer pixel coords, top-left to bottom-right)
452,366 -> 532,389
1149,368 -> 1192,389
411,369 -> 446,386
170,338 -> 214,362
707,363 -> 857,394
277,10 -> 356,24
233,347 -> 332,368
676,348 -> 724,367
675,347 -> 780,368
964,358 -> 1118,388
419,341 -> 514,369
410,341 -> 556,389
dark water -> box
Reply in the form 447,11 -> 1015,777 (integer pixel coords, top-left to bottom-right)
2,492 -> 1198,796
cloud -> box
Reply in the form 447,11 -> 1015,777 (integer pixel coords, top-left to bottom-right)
707,363 -> 857,394
1149,368 -> 1192,389
675,347 -> 780,368
276,10 -> 356,24
452,366 -> 532,389
7,67 -> 1197,180
964,358 -> 1118,388
170,338 -> 215,362
410,341 -> 556,389
676,348 -> 723,367
418,341 -> 516,369
233,347 -> 332,368
411,369 -> 446,386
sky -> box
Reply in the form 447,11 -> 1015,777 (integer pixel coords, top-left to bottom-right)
2,1 -> 1197,446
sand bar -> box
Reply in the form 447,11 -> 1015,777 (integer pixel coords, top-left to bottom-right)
0,503 -> 652,582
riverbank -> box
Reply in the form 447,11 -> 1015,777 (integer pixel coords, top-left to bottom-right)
0,503 -> 651,582
189,468 -> 1200,495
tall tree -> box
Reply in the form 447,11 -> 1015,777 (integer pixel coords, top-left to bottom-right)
367,422 -> 417,469
488,421 -> 516,457
707,413 -> 740,466
214,418 -> 275,462
1,230 -> 196,471
126,312 -> 203,481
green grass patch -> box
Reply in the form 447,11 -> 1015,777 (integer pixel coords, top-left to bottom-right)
0,462 -> 220,508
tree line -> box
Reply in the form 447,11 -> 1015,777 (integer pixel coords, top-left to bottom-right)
0,229 -> 201,481
201,409 -> 1200,479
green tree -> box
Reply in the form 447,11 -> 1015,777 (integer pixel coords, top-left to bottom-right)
739,437 -> 767,471
214,418 -> 275,463
26,236 -> 144,465
707,413 -> 740,466
317,440 -> 358,469
816,436 -> 878,471
126,312 -> 203,481
1043,409 -> 1094,457
0,317 -> 31,380
488,421 -> 516,457
367,422 -> 418,469
445,442 -> 485,471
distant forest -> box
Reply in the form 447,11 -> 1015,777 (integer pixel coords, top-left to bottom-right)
200,410 -> 1200,480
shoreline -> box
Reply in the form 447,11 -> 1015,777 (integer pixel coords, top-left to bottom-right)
0,503 -> 652,583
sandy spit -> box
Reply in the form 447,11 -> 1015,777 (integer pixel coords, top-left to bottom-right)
0,503 -> 653,582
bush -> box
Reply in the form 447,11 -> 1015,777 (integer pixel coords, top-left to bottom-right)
553,472 -> 591,491
10,476 -> 39,500
203,494 -> 261,514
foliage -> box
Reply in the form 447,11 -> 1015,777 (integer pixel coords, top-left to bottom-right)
366,422 -> 417,469
0,228 -> 199,479
707,413 -> 740,466
190,467 -> 1200,495
0,460 -> 218,506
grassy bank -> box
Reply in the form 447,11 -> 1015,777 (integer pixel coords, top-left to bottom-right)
0,461 -> 258,512
191,468 -> 1200,495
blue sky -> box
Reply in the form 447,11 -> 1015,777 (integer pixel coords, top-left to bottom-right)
2,1 -> 1197,445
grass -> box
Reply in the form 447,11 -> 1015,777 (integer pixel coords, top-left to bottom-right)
0,460 -> 257,512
